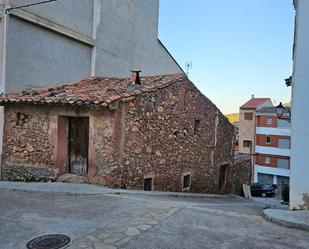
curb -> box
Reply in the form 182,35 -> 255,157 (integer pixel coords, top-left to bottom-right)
262,210 -> 309,232
0,183 -> 232,199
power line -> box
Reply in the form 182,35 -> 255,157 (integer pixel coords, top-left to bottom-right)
5,0 -> 63,14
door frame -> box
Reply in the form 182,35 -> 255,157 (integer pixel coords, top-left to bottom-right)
68,116 -> 90,176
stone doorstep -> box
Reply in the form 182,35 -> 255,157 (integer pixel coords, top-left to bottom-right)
263,209 -> 309,232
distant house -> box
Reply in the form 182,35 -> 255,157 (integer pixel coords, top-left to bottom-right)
239,97 -> 291,191
0,73 -> 241,193
239,97 -> 273,155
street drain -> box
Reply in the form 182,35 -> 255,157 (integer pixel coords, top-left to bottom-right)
26,234 -> 71,249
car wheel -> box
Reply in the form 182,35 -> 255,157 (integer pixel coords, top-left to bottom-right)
261,193 -> 266,197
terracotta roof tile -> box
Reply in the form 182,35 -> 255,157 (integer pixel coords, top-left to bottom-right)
0,74 -> 187,109
240,98 -> 271,109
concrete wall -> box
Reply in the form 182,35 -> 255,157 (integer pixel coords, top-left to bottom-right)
4,0 -> 183,93
94,0 -> 182,77
6,16 -> 92,92
10,0 -> 94,37
290,0 -> 309,210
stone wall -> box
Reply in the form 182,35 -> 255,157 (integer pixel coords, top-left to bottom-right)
2,105 -> 56,181
1,80 -> 237,193
227,155 -> 252,196
117,80 -> 235,193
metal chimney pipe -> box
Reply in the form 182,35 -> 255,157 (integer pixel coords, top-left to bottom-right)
130,70 -> 141,85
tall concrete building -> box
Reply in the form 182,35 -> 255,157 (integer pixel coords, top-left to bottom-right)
290,0 -> 309,210
0,0 -> 183,163
255,107 -> 291,193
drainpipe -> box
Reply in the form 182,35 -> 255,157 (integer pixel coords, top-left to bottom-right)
90,0 -> 100,77
0,1 -> 9,180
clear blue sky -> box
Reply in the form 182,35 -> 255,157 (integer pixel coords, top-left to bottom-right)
158,0 -> 294,114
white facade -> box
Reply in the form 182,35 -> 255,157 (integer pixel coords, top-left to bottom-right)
254,164 -> 290,183
255,146 -> 291,157
290,0 -> 309,210
256,127 -> 291,136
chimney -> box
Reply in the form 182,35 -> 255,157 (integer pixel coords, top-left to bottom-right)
251,94 -> 255,99
130,70 -> 141,85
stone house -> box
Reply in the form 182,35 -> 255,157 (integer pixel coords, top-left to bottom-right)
0,73 -> 237,193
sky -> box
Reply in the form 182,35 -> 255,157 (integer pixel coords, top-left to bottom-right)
158,0 -> 295,114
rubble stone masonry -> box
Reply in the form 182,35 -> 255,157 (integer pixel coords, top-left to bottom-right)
1,78 -> 243,193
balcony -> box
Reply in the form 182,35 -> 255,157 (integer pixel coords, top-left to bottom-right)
255,164 -> 290,177
255,145 -> 291,157
256,127 -> 291,136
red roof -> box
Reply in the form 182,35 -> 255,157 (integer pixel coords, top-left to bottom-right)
240,98 -> 271,109
0,74 -> 187,109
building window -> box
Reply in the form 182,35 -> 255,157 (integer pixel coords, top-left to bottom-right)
278,159 -> 289,169
278,138 -> 291,149
194,119 -> 201,134
16,112 -> 28,126
266,136 -> 271,144
265,157 -> 271,164
266,118 -> 273,125
244,112 -> 253,120
183,174 -> 191,190
243,140 -> 252,148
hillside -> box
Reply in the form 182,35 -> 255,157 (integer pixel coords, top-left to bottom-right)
226,113 -> 239,124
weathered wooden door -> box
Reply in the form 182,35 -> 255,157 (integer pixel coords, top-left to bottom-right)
68,117 -> 89,176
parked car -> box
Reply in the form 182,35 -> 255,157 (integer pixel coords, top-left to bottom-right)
250,183 -> 275,197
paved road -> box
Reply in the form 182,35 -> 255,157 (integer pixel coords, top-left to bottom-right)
0,189 -> 308,249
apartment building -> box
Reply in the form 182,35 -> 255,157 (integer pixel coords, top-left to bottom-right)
239,97 -> 273,155
254,107 -> 291,193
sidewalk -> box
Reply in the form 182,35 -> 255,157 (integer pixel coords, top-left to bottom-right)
0,181 -> 228,199
263,208 -> 309,231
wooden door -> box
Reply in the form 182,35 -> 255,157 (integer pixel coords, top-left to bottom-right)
68,117 -> 89,176
144,178 -> 153,191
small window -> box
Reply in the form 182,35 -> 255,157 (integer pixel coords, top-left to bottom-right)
243,140 -> 252,148
265,157 -> 271,164
266,118 -> 273,125
244,112 -> 253,120
16,112 -> 28,126
266,136 -> 271,144
183,174 -> 191,190
144,178 -> 153,191
194,119 -> 201,134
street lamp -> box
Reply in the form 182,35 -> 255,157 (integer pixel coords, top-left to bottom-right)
276,102 -> 291,121
276,102 -> 285,119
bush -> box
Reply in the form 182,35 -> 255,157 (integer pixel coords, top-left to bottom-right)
281,183 -> 290,203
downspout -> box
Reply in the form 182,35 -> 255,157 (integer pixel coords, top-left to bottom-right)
91,0 -> 100,76
0,1 -> 9,180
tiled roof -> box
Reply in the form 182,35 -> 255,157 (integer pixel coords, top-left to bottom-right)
240,98 -> 271,109
0,74 -> 187,109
